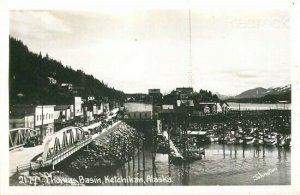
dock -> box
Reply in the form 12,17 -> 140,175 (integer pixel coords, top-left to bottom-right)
162,131 -> 184,160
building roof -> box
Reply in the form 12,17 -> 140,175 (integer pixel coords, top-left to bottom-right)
124,102 -> 152,112
35,105 -> 55,108
176,87 -> 193,94
10,105 -> 35,117
148,89 -> 161,94
221,102 -> 229,106
198,102 -> 217,105
55,105 -> 70,111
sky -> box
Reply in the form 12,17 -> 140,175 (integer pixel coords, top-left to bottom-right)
9,9 -> 291,95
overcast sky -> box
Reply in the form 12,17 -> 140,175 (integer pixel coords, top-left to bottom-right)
10,10 -> 290,95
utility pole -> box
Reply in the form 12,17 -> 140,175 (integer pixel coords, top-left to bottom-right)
39,104 -> 44,144
42,104 -> 44,137
188,9 -> 193,88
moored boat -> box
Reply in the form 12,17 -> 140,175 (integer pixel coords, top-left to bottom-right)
264,138 -> 277,146
186,148 -> 205,160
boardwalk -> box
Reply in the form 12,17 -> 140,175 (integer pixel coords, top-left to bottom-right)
162,131 -> 183,159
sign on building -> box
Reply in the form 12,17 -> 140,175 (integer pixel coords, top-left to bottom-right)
157,119 -> 162,134
74,97 -> 82,116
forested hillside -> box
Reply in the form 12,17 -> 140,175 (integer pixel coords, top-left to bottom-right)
9,37 -> 125,105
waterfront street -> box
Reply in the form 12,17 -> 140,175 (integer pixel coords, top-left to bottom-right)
9,145 -> 44,176
9,119 -> 120,177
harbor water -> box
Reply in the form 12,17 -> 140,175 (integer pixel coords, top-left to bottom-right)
227,103 -> 291,111
67,143 -> 290,185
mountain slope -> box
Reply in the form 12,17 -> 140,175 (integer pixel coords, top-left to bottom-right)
9,37 -> 125,105
226,84 -> 291,103
215,92 -> 234,100
235,85 -> 291,99
235,87 -> 268,99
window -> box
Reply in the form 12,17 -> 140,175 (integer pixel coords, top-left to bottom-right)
37,115 -> 38,121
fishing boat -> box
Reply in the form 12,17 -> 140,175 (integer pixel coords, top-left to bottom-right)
207,134 -> 219,142
264,132 -> 278,146
277,136 -> 291,147
242,136 -> 254,145
209,136 -> 219,142
226,136 -> 236,144
186,148 -> 205,160
264,138 -> 277,146
277,138 -> 285,147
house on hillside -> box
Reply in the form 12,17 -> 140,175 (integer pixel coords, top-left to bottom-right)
48,77 -> 57,84
61,83 -> 73,90
176,87 -> 193,95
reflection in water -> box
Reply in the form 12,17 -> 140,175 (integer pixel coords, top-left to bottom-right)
68,144 -> 290,186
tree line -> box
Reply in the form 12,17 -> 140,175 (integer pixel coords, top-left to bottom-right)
9,37 -> 125,106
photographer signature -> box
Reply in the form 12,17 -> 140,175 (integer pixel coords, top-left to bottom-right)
253,167 -> 278,181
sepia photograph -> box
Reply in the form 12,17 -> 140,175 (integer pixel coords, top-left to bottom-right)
1,0 -> 300,194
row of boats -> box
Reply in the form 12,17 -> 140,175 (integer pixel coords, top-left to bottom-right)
156,125 -> 291,163
197,128 -> 291,147
156,132 -> 205,162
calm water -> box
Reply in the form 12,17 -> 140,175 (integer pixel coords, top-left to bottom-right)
72,144 -> 290,185
228,102 -> 291,111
